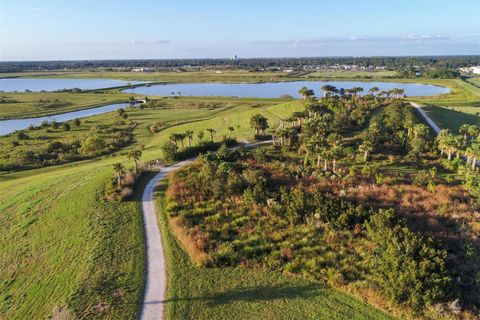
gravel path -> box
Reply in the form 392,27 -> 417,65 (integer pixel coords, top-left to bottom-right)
139,141 -> 270,319
410,102 -> 441,133
140,159 -> 194,320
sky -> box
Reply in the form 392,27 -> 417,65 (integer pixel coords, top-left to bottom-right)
0,0 -> 479,61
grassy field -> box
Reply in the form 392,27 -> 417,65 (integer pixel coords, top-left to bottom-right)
0,159 -> 145,319
303,70 -> 398,79
1,70 -> 291,83
0,91 -> 129,119
410,79 -> 480,130
154,179 -> 395,320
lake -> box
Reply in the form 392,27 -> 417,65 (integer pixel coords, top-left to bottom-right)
0,102 -> 133,136
0,78 -> 145,92
123,81 -> 449,98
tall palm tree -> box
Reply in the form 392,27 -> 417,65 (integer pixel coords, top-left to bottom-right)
113,163 -> 124,187
169,133 -> 179,148
369,86 -> 380,96
359,140 -> 374,162
177,133 -> 187,148
127,149 -> 142,174
327,133 -> 342,173
206,128 -> 216,141
185,130 -> 194,147
197,130 -> 205,143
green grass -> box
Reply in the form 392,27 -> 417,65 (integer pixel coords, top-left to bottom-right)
1,70 -> 291,83
0,91 -> 129,119
0,161 -> 145,319
410,79 -> 480,130
154,180 -> 395,320
0,99 -> 304,319
303,70 -> 398,79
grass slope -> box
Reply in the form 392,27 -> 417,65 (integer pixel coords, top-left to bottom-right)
154,180 -> 395,320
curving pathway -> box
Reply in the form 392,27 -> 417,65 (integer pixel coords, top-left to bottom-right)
139,141 -> 270,320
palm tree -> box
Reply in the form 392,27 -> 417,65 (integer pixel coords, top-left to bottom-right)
321,85 -> 337,97
468,125 -> 480,141
113,163 -> 124,187
436,130 -> 457,160
327,133 -> 342,173
359,140 -> 374,162
250,114 -> 269,136
298,87 -> 314,100
466,140 -> 480,170
459,124 -> 470,143
177,133 -> 186,148
127,149 -> 142,174
369,86 -> 380,96
227,126 -> 235,139
206,128 -> 216,141
185,130 -> 194,147
169,133 -> 179,148
197,130 -> 205,143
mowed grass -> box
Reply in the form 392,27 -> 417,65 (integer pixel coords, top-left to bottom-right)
0,91 -> 129,119
1,70 -> 291,83
0,160 -> 145,319
303,70 -> 398,79
154,180 -> 395,320
411,79 -> 480,130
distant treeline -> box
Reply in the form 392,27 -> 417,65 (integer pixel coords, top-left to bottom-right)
1,56 -> 479,73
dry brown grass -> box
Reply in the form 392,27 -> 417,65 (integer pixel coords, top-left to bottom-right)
168,216 -> 210,266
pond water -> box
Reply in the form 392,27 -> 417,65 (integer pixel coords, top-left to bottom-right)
0,78 -> 145,92
0,102 -> 133,135
123,81 -> 449,98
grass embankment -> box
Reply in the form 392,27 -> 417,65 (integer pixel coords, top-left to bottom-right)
409,79 -> 480,131
154,180 -> 395,320
0,91 -> 129,119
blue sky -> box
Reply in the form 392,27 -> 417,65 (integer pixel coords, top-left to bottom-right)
0,0 -> 479,60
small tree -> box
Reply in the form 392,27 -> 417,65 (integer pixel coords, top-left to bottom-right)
185,130 -> 194,147
161,141 -> 178,161
63,122 -> 71,131
113,163 -> 124,188
73,118 -> 81,127
227,126 -> 235,139
206,128 -> 216,141
127,149 -> 142,174
197,130 -> 205,144
250,114 -> 269,136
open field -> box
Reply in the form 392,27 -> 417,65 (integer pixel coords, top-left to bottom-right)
409,79 -> 480,130
154,179 -> 395,320
0,91 -> 128,119
0,70 -> 291,83
303,70 -> 399,79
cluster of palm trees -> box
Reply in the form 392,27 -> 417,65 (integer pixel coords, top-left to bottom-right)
437,125 -> 480,169
298,85 -> 405,100
112,149 -> 143,187
168,127 -> 235,150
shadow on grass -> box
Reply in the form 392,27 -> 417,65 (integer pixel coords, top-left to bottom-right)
423,105 -> 480,131
164,283 -> 325,306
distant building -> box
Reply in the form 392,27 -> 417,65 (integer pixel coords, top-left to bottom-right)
459,66 -> 480,74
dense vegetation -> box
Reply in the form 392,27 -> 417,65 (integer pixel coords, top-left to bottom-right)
0,111 -> 134,171
1,56 -> 479,73
165,91 -> 479,318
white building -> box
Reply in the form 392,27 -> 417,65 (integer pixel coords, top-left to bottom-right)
459,66 -> 480,74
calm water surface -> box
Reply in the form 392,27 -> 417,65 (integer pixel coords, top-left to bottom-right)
123,81 -> 449,98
